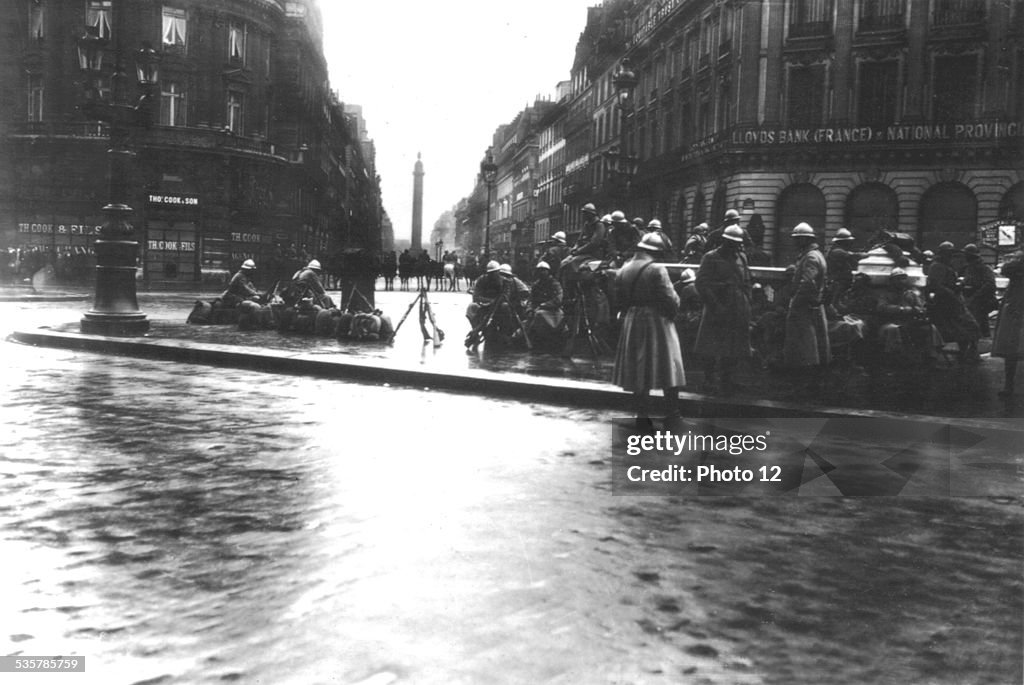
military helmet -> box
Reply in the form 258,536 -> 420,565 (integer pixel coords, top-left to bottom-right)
486,260 -> 501,272
307,259 -> 322,271
724,208 -> 741,222
832,228 -> 854,242
636,232 -> 668,253
937,241 -> 955,252
552,231 -> 567,243
582,202 -> 598,214
535,261 -> 551,271
722,225 -> 745,243
647,219 -> 662,230
791,222 -> 816,238
600,214 -> 613,224
890,267 -> 907,278
963,243 -> 980,257
610,210 -> 627,223
241,259 -> 256,270
695,222 -> 709,234
499,263 -> 513,275
679,268 -> 696,284
632,217 -> 645,226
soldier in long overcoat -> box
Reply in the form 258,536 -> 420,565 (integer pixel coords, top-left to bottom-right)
612,233 -> 686,429
784,223 -> 830,370
926,241 -> 980,362
693,225 -> 752,393
993,250 -> 1024,397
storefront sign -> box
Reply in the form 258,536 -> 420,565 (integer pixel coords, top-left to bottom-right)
147,240 -> 196,252
148,194 -> 199,207
230,232 -> 263,243
18,222 -> 101,235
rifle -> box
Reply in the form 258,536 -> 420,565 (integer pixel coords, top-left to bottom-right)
419,289 -> 444,347
465,293 -> 504,349
510,299 -> 533,350
389,290 -> 422,343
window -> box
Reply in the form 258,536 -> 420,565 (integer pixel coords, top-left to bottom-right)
919,182 -> 977,250
27,75 -> 43,121
160,81 -> 186,126
717,81 -> 732,131
859,0 -> 904,31
787,65 -> 825,127
858,61 -> 898,128
87,1 -> 112,39
29,1 -> 44,40
789,0 -> 833,37
932,55 -> 977,122
229,22 -> 246,63
933,0 -> 985,26
227,92 -> 243,133
162,7 -> 186,49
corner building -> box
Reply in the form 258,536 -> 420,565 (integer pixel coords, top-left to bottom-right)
0,0 -> 380,287
617,0 -> 1023,265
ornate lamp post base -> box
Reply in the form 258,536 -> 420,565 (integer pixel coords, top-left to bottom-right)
80,227 -> 148,336
81,311 -> 150,336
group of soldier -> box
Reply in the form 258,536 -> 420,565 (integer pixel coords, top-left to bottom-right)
219,257 -> 332,309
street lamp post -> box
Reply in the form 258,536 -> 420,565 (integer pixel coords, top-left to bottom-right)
480,149 -> 498,261
611,58 -> 639,213
76,18 -> 159,336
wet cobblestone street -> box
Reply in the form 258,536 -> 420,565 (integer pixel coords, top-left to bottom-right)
1,295 -> 1022,684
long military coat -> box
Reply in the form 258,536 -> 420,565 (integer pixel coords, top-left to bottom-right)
693,246 -> 752,359
784,243 -> 830,367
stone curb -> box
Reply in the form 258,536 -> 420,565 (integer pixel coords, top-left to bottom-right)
8,327 -> 1016,428
0,296 -> 90,302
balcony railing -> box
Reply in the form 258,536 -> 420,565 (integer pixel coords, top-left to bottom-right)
6,121 -> 108,138
859,13 -> 904,31
789,21 -> 832,38
933,7 -> 986,26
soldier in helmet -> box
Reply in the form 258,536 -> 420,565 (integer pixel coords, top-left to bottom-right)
221,258 -> 262,307
825,228 -> 869,311
706,209 -> 752,252
526,260 -> 564,347
612,232 -> 686,429
694,225 -> 752,393
783,223 -> 830,378
560,202 -> 608,277
291,258 -> 332,308
645,219 -> 675,258
540,231 -> 571,279
682,222 -> 710,263
608,210 -> 642,267
960,243 -> 997,337
466,260 -> 514,343
927,241 -> 980,361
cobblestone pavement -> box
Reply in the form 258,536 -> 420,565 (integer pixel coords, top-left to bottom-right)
2,301 -> 1022,685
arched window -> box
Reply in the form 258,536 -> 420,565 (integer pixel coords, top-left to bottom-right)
710,186 -> 727,226
775,183 -> 826,266
1000,182 -> 1024,220
845,182 -> 898,246
918,182 -> 977,250
693,190 -> 706,227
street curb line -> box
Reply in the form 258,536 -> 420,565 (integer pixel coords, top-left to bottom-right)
10,327 -> 1007,426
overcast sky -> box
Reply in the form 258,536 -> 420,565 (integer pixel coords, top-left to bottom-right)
320,0 -> 597,247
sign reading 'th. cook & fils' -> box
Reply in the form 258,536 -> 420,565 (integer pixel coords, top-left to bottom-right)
18,222 -> 101,235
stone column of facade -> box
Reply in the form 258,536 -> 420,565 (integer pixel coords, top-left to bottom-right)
762,0 -> 786,125
904,0 -> 929,121
831,0 -> 855,124
737,0 -> 763,126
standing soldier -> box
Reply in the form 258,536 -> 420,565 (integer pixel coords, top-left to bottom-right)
608,210 -> 642,267
220,259 -> 262,307
992,250 -> 1024,397
927,242 -> 981,362
645,219 -> 675,259
825,228 -> 868,311
612,233 -> 686,430
706,209 -> 752,252
693,226 -> 752,394
960,243 -> 997,337
682,223 -> 710,263
784,223 -> 830,380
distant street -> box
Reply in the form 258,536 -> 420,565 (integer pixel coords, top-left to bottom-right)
0,296 -> 1021,685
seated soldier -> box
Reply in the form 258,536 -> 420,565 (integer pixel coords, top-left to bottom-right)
540,231 -> 571,280
560,204 -> 608,281
876,268 -> 944,364
466,260 -> 514,343
221,259 -> 261,307
607,211 -> 642,267
526,261 -> 564,345
291,259 -> 333,308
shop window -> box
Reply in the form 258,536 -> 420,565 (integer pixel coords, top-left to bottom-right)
790,0 -> 833,37
29,1 -> 44,40
776,183 -> 826,266
918,182 -> 977,250
160,81 -> 186,127
932,55 -> 976,122
845,182 -> 899,246
787,65 -> 824,128
857,61 -> 898,128
86,1 -> 112,39
162,7 -> 187,50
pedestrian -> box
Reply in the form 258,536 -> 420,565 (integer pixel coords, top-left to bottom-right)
612,233 -> 686,430
992,250 -> 1024,397
783,222 -> 830,381
960,243 -> 998,337
693,225 -> 752,393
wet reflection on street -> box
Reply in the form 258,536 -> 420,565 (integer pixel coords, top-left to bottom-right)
1,299 -> 1022,684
